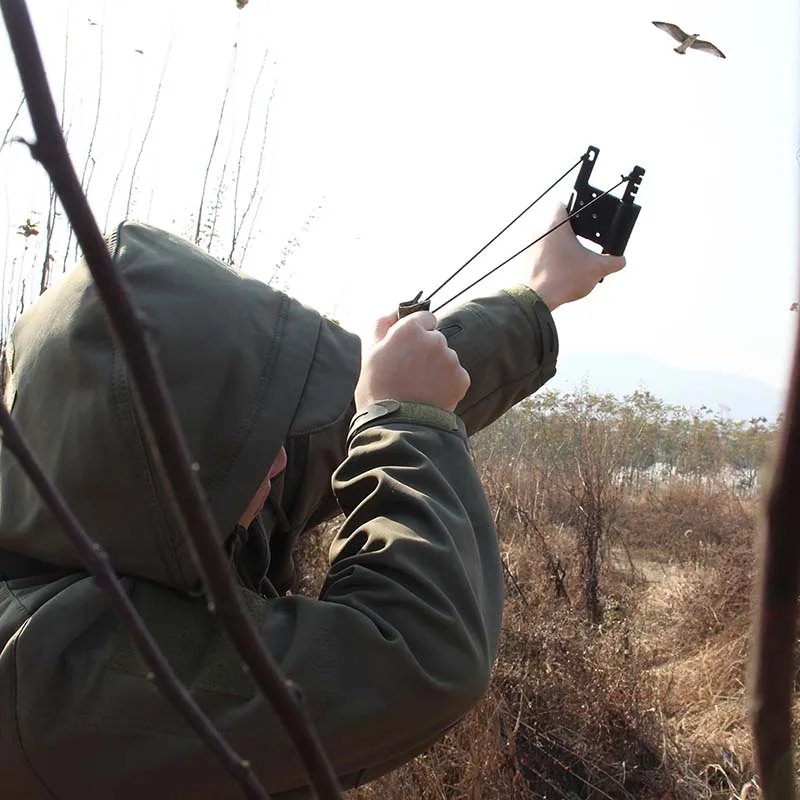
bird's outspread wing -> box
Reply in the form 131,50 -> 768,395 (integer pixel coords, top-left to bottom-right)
692,39 -> 726,58
652,21 -> 689,43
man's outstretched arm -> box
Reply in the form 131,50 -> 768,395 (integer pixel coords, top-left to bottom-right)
445,202 -> 626,433
264,203 -> 626,592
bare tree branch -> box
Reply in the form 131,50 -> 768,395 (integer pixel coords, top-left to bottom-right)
195,37 -> 238,246
0,403 -> 270,800
58,11 -> 75,275
206,129 -> 236,255
1,2 -> 343,797
1,94 -> 24,150
228,45 -> 270,264
269,198 -> 326,289
751,308 -> 800,798
69,1 -> 105,265
238,186 -> 265,267
231,81 -> 275,267
41,18 -> 71,286
79,3 -> 104,193
103,53 -> 146,232
125,35 -> 172,219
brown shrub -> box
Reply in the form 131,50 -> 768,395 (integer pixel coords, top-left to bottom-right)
616,482 -> 756,560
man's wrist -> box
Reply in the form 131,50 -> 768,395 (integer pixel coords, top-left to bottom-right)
525,276 -> 563,311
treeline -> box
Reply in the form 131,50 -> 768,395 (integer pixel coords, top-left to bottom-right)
475,387 -> 777,497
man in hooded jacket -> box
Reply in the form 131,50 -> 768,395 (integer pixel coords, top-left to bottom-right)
0,204 -> 624,798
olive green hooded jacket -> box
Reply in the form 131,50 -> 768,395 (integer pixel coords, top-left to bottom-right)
0,221 -> 558,798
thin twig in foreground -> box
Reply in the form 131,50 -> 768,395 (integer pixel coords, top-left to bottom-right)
751,305 -> 800,799
0,404 -> 269,800
1,2 -> 343,798
1,94 -> 24,150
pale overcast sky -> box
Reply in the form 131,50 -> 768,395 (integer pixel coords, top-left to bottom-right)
1,0 -> 798,390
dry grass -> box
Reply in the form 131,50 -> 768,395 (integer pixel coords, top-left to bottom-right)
295,477 -> 784,799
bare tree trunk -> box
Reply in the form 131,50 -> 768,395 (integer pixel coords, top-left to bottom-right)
751,313 -> 800,797
583,501 -> 603,627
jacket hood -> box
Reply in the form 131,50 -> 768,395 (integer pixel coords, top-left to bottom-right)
0,221 -> 360,592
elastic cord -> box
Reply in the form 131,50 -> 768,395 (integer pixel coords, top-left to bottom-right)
431,174 -> 630,313
425,156 -> 585,303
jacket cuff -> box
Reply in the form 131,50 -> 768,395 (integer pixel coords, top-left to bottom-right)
501,284 -> 559,377
347,400 -> 466,449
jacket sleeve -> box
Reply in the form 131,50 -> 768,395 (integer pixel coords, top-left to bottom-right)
263,284 -> 557,594
278,285 -> 558,536
445,284 -> 559,434
246,405 -> 504,794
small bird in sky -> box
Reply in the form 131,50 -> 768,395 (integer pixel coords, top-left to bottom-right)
652,21 -> 726,59
88,17 -> 97,26
134,49 -> 144,55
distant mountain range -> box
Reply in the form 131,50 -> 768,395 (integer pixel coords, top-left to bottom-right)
546,353 -> 788,422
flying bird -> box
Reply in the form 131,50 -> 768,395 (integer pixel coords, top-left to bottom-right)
134,49 -> 144,55
87,18 -> 97,26
652,21 -> 726,59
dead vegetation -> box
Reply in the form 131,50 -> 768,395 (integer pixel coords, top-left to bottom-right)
294,392 -> 786,799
